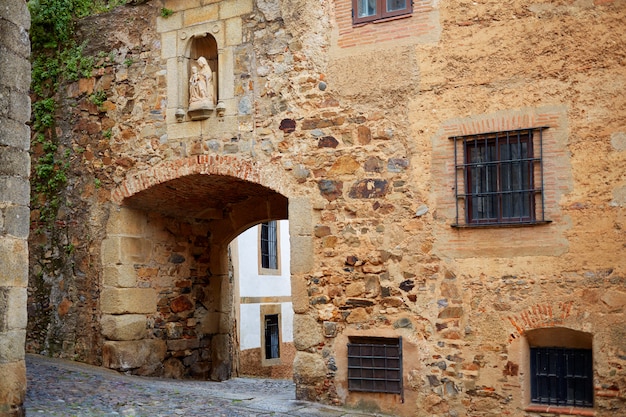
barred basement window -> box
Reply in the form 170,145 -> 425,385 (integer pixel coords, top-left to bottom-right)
347,336 -> 403,399
530,347 -> 593,408
264,314 -> 280,360
352,0 -> 412,24
451,127 -> 550,227
260,221 -> 278,271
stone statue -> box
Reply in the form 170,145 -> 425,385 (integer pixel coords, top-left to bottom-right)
188,56 -> 214,110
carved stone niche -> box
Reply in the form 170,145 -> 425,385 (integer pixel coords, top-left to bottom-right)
187,34 -> 218,121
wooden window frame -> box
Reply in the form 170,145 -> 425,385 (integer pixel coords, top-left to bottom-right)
260,304 -> 282,366
451,127 -> 550,228
258,221 -> 280,275
352,0 -> 412,25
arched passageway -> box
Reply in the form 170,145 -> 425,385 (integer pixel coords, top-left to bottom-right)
101,157 -> 308,381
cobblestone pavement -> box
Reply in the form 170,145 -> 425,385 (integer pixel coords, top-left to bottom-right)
26,354 -> 390,417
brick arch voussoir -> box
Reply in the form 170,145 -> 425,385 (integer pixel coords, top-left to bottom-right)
111,155 -> 290,204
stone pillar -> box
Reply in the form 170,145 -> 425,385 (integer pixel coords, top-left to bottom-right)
0,2 -> 31,416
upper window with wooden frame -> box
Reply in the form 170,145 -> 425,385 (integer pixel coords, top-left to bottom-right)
451,127 -> 550,227
259,221 -> 280,274
352,0 -> 412,24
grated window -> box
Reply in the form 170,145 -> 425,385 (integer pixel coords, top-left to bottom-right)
530,347 -> 593,408
260,221 -> 278,270
451,127 -> 549,227
264,314 -> 280,360
347,336 -> 403,398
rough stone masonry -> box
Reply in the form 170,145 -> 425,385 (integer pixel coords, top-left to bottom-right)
0,1 -> 30,416
14,0 -> 626,417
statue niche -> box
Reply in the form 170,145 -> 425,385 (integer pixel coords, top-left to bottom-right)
189,56 -> 214,112
186,33 -> 218,121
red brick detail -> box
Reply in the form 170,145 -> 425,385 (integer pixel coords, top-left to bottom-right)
524,405 -> 595,416
335,0 -> 437,49
507,302 -> 574,339
111,155 -> 262,203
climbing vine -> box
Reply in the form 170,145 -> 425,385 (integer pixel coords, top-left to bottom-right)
29,0 -> 125,226
27,0 -> 126,355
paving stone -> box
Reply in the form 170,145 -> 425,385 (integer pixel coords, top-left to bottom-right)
25,355 -> 393,417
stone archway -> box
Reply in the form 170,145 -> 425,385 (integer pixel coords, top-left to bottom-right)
102,156 -> 313,381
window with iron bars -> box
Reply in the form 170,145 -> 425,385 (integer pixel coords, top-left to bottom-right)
264,314 -> 280,360
530,347 -> 593,408
450,127 -> 549,227
347,336 -> 403,399
260,221 -> 278,270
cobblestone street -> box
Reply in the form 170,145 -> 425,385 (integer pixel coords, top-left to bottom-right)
25,354 -> 387,417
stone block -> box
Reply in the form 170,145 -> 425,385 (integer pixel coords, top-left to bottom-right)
0,177 -> 29,206
0,50 -> 30,93
3,205 -> 29,239
164,0 -> 202,11
101,237 -> 120,266
9,88 -> 31,123
601,290 -> 626,308
160,31 -> 178,60
120,237 -> 152,264
288,197 -> 312,236
290,235 -> 314,274
165,58 -> 180,110
103,265 -> 137,288
0,118 -> 29,150
184,4 -> 219,27
106,207 -> 147,236
0,19 -> 29,63
219,0 -> 253,20
101,314 -> 147,341
167,118 -> 203,140
0,330 -> 25,363
0,288 -> 27,331
156,12 -> 183,34
100,288 -> 157,314
0,1 -> 29,31
0,361 -> 26,405
167,338 -> 200,351
293,351 -> 326,385
291,274 -> 309,314
224,17 -> 242,46
293,314 -> 322,350
0,239 -> 28,287
199,312 -> 220,334
102,339 -> 166,371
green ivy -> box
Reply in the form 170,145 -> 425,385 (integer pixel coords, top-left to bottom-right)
29,0 -> 124,226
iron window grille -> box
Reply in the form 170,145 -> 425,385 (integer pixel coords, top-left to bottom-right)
260,221 -> 278,270
530,347 -> 593,408
264,314 -> 280,360
352,0 -> 412,24
347,336 -> 403,400
450,127 -> 549,227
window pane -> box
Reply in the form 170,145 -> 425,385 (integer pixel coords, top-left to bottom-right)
469,143 -> 497,220
264,314 -> 280,359
357,0 -> 376,17
386,0 -> 406,12
260,221 -> 278,269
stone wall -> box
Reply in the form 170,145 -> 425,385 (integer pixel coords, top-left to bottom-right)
0,1 -> 30,416
24,0 -> 626,416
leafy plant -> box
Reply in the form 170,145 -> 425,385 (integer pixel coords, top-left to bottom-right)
90,90 -> 107,107
160,8 -> 174,18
